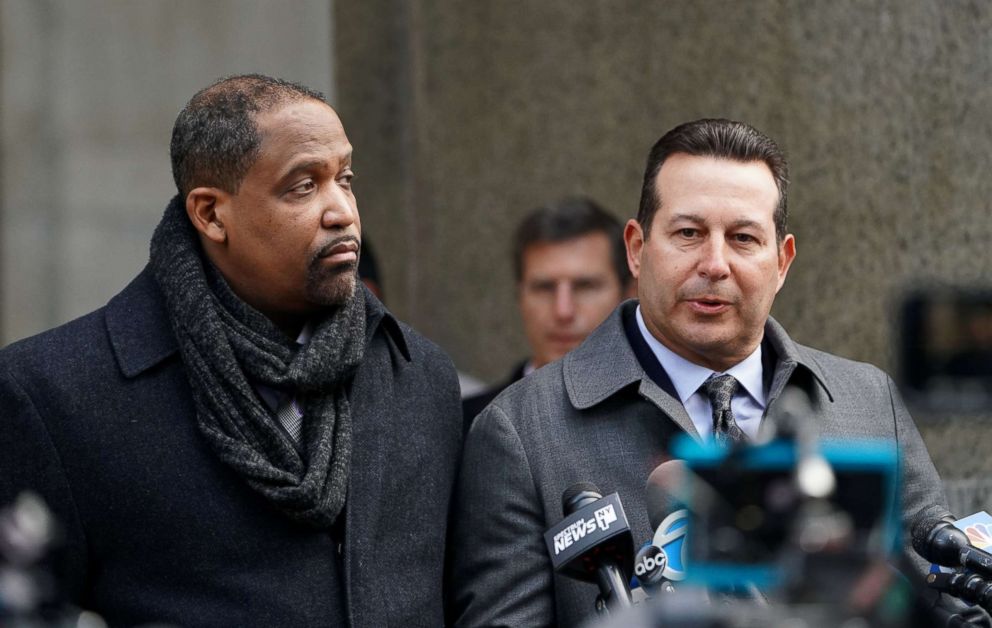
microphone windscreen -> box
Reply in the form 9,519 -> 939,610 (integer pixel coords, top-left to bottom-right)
910,511 -> 942,558
645,460 -> 688,530
562,482 -> 602,515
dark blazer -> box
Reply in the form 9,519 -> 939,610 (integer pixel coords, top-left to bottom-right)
448,300 -> 949,627
0,267 -> 462,627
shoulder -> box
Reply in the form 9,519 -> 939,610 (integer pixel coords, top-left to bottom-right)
1,307 -> 112,383
395,320 -> 453,368
369,315 -> 461,417
387,319 -> 459,394
498,358 -> 565,405
471,360 -> 569,440
0,268 -> 176,394
766,318 -> 894,396
795,342 -> 893,387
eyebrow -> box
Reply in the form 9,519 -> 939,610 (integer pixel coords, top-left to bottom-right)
667,213 -> 705,225
278,151 -> 353,183
281,160 -> 325,180
667,213 -> 765,231
728,218 -> 764,231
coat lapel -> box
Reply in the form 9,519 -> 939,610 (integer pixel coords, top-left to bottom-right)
563,301 -> 701,440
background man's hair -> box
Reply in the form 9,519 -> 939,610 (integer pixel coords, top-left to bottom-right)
512,196 -> 631,286
170,74 -> 326,198
636,118 -> 790,242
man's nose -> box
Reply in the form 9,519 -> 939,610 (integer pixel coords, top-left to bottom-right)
697,239 -> 731,280
320,188 -> 357,230
553,284 -> 577,321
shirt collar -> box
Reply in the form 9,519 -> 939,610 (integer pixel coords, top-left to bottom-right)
295,321 -> 314,346
635,305 -> 767,408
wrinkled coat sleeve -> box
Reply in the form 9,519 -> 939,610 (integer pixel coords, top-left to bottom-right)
887,374 -> 951,576
447,402 -> 555,627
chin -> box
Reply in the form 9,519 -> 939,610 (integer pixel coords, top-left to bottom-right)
308,274 -> 356,307
307,263 -> 358,306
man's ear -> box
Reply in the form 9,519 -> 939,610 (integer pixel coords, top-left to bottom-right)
624,219 -> 644,280
185,187 -> 230,244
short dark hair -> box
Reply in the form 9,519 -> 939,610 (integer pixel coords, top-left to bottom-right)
513,197 -> 631,286
636,118 -> 789,242
170,74 -> 327,197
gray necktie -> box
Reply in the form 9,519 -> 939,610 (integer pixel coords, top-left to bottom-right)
276,395 -> 304,442
702,374 -> 747,445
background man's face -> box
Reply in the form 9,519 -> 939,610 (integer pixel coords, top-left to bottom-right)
518,232 -> 624,368
625,153 -> 796,372
219,99 -> 361,318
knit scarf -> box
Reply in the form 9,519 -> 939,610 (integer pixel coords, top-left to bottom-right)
149,196 -> 365,529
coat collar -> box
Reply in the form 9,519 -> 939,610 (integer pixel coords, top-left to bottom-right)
105,266 -> 410,379
563,300 -> 835,417
105,266 -> 178,377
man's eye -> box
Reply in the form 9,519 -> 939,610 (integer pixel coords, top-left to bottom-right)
291,180 -> 316,195
678,228 -> 698,238
528,282 -> 556,294
340,170 -> 356,187
734,233 -> 757,243
574,279 -> 604,293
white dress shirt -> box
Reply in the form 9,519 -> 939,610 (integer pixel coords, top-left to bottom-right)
635,306 -> 766,441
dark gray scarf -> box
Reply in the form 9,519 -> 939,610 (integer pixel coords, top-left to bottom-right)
149,196 -> 365,529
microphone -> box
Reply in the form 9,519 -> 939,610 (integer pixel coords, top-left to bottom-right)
544,483 -> 634,613
911,512 -> 992,580
639,460 -> 693,589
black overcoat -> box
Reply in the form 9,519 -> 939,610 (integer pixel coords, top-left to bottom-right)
0,267 -> 462,627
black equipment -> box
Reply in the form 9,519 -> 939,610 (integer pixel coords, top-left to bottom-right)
544,483 -> 634,614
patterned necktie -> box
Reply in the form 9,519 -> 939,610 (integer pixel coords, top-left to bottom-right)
275,395 -> 304,442
702,374 -> 747,445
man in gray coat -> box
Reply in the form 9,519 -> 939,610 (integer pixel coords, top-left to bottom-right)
448,119 -> 950,626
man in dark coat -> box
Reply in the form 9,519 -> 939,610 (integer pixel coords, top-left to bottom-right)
0,75 -> 462,627
461,197 -> 632,430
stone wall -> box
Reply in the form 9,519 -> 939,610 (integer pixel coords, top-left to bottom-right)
335,1 -> 992,487
1,0 -> 333,342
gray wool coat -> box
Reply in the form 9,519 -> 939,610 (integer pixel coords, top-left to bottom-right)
448,300 -> 949,628
0,267 -> 462,627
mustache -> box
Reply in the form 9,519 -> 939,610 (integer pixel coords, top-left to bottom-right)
312,235 -> 361,263
677,282 -> 740,304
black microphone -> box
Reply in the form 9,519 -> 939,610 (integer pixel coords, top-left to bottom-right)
544,483 -> 634,613
911,512 -> 992,580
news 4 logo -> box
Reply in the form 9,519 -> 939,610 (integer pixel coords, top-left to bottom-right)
644,509 -> 689,581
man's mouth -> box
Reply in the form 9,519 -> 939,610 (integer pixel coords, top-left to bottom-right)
548,333 -> 583,346
686,296 -> 732,314
318,238 -> 360,265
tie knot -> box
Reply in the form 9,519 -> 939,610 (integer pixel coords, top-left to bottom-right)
702,373 -> 739,409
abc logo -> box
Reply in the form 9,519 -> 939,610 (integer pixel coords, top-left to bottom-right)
634,544 -> 668,581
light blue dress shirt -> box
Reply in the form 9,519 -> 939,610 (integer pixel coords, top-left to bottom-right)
635,306 -> 767,441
